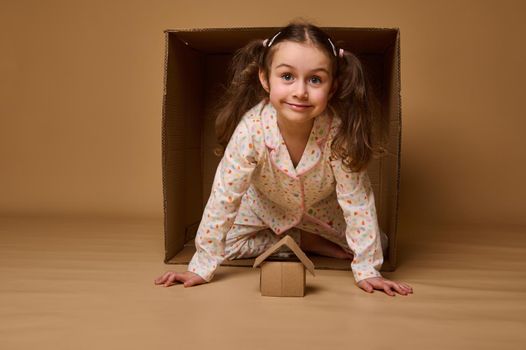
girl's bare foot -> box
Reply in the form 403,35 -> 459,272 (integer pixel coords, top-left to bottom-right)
300,231 -> 353,259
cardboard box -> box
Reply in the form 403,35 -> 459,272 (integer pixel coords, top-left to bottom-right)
161,26 -> 401,273
253,235 -> 316,297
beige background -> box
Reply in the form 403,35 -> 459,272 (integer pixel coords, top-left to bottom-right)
1,1 -> 525,349
1,0 -> 525,227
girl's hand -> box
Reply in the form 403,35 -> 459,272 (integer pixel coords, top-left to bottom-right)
154,271 -> 207,288
357,277 -> 413,296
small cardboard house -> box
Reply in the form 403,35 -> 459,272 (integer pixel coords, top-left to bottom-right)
253,235 -> 316,297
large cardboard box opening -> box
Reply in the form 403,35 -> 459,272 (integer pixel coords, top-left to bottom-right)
161,27 -> 401,272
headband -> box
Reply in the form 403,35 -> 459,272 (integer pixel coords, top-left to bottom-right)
262,32 -> 345,58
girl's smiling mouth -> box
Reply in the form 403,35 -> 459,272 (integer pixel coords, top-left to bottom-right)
285,102 -> 313,110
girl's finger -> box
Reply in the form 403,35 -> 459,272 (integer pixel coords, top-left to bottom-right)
400,283 -> 413,292
359,280 -> 374,293
389,282 -> 407,295
399,284 -> 412,293
154,272 -> 171,284
383,284 -> 395,296
398,284 -> 410,292
164,273 -> 179,287
173,271 -> 197,284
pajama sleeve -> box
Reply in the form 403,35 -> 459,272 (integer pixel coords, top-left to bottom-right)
187,117 -> 258,282
330,159 -> 384,283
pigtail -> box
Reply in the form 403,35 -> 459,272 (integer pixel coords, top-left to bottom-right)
213,40 -> 267,156
330,50 -> 387,172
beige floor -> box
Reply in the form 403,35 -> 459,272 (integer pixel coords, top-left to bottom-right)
1,216 -> 525,350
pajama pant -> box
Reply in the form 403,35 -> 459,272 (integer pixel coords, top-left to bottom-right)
223,221 -> 388,261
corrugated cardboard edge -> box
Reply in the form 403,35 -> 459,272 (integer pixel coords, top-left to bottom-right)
163,26 -> 400,34
389,28 -> 401,272
161,30 -> 170,263
253,235 -> 315,276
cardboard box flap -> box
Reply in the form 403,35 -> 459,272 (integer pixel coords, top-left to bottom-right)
253,235 -> 315,276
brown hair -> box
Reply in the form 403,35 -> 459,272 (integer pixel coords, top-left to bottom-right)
214,20 -> 387,172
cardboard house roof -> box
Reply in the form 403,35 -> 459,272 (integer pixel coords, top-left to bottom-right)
253,235 -> 316,276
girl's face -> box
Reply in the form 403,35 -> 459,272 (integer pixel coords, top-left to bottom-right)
259,41 -> 335,129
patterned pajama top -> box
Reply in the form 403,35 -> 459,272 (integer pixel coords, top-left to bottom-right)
188,99 -> 384,283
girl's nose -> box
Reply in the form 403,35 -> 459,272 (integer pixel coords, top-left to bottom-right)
293,82 -> 308,99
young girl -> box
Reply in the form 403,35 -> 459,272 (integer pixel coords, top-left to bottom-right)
155,21 -> 413,296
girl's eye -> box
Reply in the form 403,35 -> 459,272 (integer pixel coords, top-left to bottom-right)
281,73 -> 293,81
310,76 -> 322,84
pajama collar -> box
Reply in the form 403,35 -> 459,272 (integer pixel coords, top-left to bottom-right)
259,100 -> 333,179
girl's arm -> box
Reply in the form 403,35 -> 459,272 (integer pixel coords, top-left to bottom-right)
330,159 -> 384,283
187,117 -> 259,283
330,159 -> 414,296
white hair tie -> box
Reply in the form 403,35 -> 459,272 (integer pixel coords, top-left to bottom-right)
265,31 -> 281,48
327,38 -> 337,56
